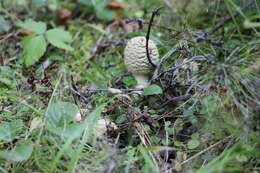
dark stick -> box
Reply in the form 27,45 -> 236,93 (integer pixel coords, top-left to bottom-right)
146,6 -> 163,68
157,94 -> 191,108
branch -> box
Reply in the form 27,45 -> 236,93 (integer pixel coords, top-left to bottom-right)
150,47 -> 182,82
155,55 -> 208,81
195,1 -> 255,42
146,6 -> 163,68
207,1 -> 254,35
180,135 -> 234,165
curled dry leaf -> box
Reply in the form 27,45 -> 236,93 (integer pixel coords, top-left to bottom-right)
21,29 -> 34,35
107,1 -> 125,10
58,8 -> 72,21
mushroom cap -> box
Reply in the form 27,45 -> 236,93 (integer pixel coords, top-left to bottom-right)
95,119 -> 118,137
124,36 -> 159,75
107,1 -> 125,9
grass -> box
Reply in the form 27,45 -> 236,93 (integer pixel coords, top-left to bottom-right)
0,0 -> 259,172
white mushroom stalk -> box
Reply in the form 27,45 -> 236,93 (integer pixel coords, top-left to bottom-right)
124,36 -> 159,89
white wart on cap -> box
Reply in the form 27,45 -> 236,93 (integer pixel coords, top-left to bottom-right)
124,36 -> 159,88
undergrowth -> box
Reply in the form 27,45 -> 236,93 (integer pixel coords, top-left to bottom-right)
0,0 -> 259,172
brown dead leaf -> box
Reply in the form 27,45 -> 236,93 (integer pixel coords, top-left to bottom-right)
21,29 -> 34,35
107,1 -> 125,9
58,8 -> 72,21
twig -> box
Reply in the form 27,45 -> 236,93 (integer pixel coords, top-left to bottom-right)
86,88 -> 143,92
162,0 -> 177,13
70,76 -> 90,104
151,47 -> 183,82
125,18 -> 181,33
195,0 -> 255,42
157,94 -> 191,108
207,1 -> 254,36
180,135 -> 234,165
0,33 -> 14,44
146,6 -> 164,68
69,87 -> 143,96
155,55 -> 207,81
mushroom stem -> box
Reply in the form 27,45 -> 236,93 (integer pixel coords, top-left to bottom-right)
133,74 -> 150,89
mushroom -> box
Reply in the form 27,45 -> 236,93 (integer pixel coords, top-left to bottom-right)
94,119 -> 118,138
124,36 -> 159,89
107,1 -> 125,19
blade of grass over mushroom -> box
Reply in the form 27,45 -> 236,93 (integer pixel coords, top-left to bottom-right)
138,146 -> 160,173
67,104 -> 106,172
49,104 -> 106,172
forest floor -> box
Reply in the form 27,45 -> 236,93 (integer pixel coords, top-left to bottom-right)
0,0 -> 259,172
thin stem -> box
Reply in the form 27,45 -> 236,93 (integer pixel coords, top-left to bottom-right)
146,6 -> 163,68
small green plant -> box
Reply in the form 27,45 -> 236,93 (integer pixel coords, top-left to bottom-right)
17,20 -> 74,67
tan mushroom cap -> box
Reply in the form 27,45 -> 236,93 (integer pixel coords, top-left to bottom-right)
124,36 -> 159,75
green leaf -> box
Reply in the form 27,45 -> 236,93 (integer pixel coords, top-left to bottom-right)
122,76 -> 137,88
191,132 -> 199,139
17,20 -> 46,34
0,16 -> 10,32
143,84 -> 163,95
187,139 -> 200,149
0,120 -> 23,143
46,29 -> 74,51
45,102 -> 80,138
0,140 -> 34,162
95,7 -> 115,21
22,35 -> 47,67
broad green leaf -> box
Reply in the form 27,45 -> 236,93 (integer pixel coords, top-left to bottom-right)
45,102 -> 80,138
22,35 -> 47,67
49,104 -> 105,172
46,29 -> 74,51
187,139 -> 200,149
191,133 -> 199,139
0,16 -> 10,32
0,140 -> 34,162
96,7 -> 115,21
0,120 -> 23,143
17,20 -> 46,34
143,84 -> 163,95
122,76 -> 137,88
